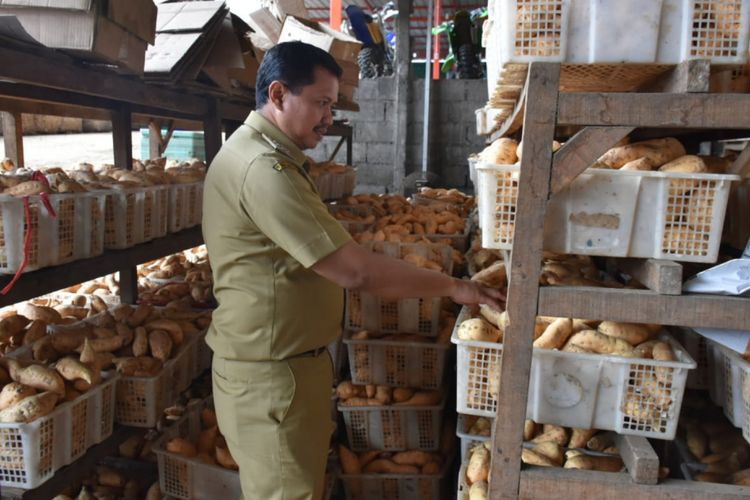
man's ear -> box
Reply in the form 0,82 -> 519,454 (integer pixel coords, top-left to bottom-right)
268,80 -> 286,110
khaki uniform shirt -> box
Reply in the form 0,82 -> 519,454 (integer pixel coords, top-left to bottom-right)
202,111 -> 351,361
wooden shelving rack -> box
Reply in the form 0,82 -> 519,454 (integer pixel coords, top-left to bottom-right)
0,41 -> 253,306
488,61 -> 750,499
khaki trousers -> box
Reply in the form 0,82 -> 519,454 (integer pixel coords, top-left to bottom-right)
212,351 -> 334,500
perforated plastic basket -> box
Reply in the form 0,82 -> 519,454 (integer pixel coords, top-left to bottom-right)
104,185 -> 169,249
345,243 -> 453,336
710,343 -> 750,436
0,374 -> 118,489
115,330 -> 205,427
316,169 -> 357,201
657,0 -> 750,64
452,307 -> 695,439
339,399 -> 446,452
344,333 -> 450,389
0,192 -> 106,274
340,460 -> 450,500
496,0 -> 571,63
674,327 -> 710,390
328,203 -> 375,235
456,414 -> 490,463
167,182 -> 203,233
476,162 -> 739,263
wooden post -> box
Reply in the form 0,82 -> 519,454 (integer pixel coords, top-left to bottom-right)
614,434 -> 660,485
203,98 -> 222,165
616,259 -> 683,295
489,62 -> 560,500
392,0 -> 411,193
112,104 -> 139,304
1,111 -> 23,168
148,119 -> 175,159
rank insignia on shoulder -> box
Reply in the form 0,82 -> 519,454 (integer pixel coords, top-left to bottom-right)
273,162 -> 289,172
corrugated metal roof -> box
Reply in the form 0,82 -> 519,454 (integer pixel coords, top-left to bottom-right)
304,0 -> 486,56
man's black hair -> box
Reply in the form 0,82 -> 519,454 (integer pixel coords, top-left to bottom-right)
255,41 -> 342,109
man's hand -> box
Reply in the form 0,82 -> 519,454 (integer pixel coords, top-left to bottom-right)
450,278 -> 506,311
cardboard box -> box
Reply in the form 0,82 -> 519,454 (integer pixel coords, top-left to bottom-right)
278,16 -> 361,63
338,58 -> 359,85
246,6 -> 281,45
262,0 -> 307,22
156,0 -> 226,33
0,6 -> 147,73
227,51 -> 259,87
339,82 -> 357,101
108,0 -> 157,44
202,18 -> 245,91
0,0 -> 91,8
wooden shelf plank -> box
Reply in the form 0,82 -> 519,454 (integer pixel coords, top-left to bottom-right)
0,227 -> 203,307
520,467 -> 750,499
538,286 -> 750,330
557,92 -> 750,128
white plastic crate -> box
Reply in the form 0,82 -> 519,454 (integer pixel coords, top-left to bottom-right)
115,330 -> 205,427
452,307 -> 696,439
104,185 -> 169,249
167,182 -> 203,233
0,374 -> 117,489
345,243 -> 453,336
711,343 -> 750,431
496,0 -> 572,64
338,399 -> 446,452
316,169 -> 357,201
468,157 -> 478,189
340,461 -> 450,500
456,414 -> 490,463
657,0 -> 750,65
707,337 -> 727,409
674,327 -> 711,390
476,162 -> 739,263
343,333 -> 450,389
328,203 -> 375,235
0,192 -> 106,274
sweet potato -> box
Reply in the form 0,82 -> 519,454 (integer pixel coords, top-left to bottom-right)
396,390 -> 442,406
148,330 -> 173,362
22,320 -> 48,346
466,446 -> 490,483
524,420 -> 540,441
132,327 -> 149,357
532,441 -> 564,466
686,425 -> 708,459
564,454 -> 624,472
392,387 -> 415,403
522,448 -> 558,467
0,314 -> 30,344
50,328 -> 89,353
54,306 -> 88,321
17,304 -> 59,324
480,137 -> 518,164
339,445 -> 361,474
457,318 -> 501,343
201,408 -> 217,428
336,381 -> 365,400
32,336 -> 59,363
0,365 -> 10,385
7,360 -> 65,396
597,138 -> 685,169
620,157 -> 653,171
118,433 -> 144,459
145,319 -> 184,346
111,304 -> 133,322
0,391 -> 58,423
634,339 -> 660,359
114,356 -> 163,377
216,445 -> 239,470
564,330 -> 636,357
587,432 -> 615,452
374,385 -> 392,405
652,341 -> 676,384
0,382 -> 36,410
364,458 -> 418,474
469,481 -> 488,500
422,461 -> 441,474
97,466 -> 126,488
115,323 -> 134,345
568,428 -> 599,449
392,450 -> 433,467
127,305 -> 153,327
197,425 -> 219,454
658,154 -> 707,174
597,321 -> 652,346
479,306 -> 506,334
166,437 -> 197,457
534,318 -> 573,350
55,357 -> 95,385
532,425 -> 569,447
145,482 -> 162,500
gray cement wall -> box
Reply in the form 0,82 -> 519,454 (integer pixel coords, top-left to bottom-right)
309,77 -> 487,194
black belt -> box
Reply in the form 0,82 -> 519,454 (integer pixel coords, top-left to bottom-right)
294,346 -> 327,358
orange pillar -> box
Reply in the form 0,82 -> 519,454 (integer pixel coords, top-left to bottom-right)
330,0 -> 342,30
432,0 -> 441,79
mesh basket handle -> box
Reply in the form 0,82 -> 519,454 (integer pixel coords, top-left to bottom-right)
1,194 -> 57,295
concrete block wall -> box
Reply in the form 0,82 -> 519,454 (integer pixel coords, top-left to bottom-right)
308,77 -> 488,193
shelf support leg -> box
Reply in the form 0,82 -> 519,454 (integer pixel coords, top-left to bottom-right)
203,98 -> 222,165
2,111 -> 24,168
489,62 -> 560,500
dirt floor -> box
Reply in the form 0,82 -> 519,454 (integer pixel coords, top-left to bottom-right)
0,131 -> 142,169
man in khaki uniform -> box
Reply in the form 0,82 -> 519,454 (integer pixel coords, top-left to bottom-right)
203,42 -> 503,500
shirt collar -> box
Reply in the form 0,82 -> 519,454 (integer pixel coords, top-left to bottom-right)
245,111 -> 308,168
